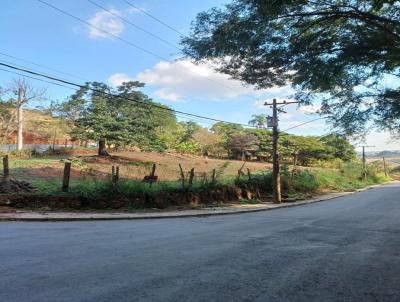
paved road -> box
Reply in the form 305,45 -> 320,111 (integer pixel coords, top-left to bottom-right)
1,183 -> 400,302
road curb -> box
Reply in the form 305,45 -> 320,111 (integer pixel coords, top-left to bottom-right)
0,182 -> 397,222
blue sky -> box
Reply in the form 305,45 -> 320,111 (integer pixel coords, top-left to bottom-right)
1,0 -> 399,151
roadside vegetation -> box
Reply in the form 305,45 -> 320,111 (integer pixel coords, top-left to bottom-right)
1,152 -> 390,210
0,76 -> 394,211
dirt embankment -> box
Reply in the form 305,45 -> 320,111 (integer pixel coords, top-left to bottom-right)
0,183 -> 263,211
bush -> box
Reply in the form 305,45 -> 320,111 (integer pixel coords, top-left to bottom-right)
291,170 -> 320,192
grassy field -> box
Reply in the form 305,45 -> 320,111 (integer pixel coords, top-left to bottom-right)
2,150 -> 390,198
368,156 -> 400,179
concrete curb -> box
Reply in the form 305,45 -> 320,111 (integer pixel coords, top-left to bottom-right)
0,182 -> 397,222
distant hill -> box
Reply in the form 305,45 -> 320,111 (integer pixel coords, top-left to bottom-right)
373,150 -> 400,157
6,108 -> 71,145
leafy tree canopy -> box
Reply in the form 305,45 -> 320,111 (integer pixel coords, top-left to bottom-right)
61,81 -> 178,151
182,0 -> 400,136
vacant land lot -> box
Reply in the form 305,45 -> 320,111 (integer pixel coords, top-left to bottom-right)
6,150 -> 271,184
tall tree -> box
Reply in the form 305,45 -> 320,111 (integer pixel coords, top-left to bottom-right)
192,127 -> 224,156
248,114 -> 267,129
1,79 -> 46,150
182,0 -> 400,136
62,81 -> 178,151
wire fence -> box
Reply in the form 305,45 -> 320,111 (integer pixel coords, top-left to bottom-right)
0,153 -> 262,195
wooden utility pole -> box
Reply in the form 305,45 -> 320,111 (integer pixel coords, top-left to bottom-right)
360,145 -> 375,181
383,157 -> 388,177
271,99 -> 281,203
264,99 -> 300,203
362,146 -> 367,181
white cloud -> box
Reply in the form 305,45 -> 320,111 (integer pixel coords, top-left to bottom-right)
107,60 -> 292,102
154,89 -> 182,102
354,131 -> 400,152
298,104 -> 321,115
88,9 -> 124,39
253,97 -> 294,109
108,73 -> 135,86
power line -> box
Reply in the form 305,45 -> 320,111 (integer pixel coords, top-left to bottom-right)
0,62 -> 327,131
122,0 -> 185,37
0,61 -> 255,127
0,66 -> 229,127
0,58 -> 227,127
0,51 -> 89,82
36,0 -> 242,94
87,0 -> 180,50
282,117 -> 326,132
37,0 -> 165,60
0,67 -> 79,91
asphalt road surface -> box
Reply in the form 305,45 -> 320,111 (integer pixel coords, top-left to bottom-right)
1,183 -> 400,302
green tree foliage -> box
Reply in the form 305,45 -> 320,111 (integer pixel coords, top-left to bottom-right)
54,80 -> 356,164
249,128 -> 273,160
226,132 -> 259,159
182,0 -> 400,135
248,114 -> 267,129
0,101 -> 16,144
61,81 -> 179,151
320,134 -> 357,161
180,121 -> 202,142
192,127 -> 224,156
280,133 -> 357,166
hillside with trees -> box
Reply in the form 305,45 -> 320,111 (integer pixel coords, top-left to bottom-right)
0,80 -> 357,167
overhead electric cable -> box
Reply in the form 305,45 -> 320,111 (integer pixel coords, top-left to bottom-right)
87,0 -> 180,50
0,68 -> 78,91
37,0 -> 165,60
282,117 -> 326,132
122,0 -> 186,37
36,0 -> 242,93
0,51 -> 89,82
0,61 -> 255,128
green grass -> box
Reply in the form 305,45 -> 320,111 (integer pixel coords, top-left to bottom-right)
237,161 -> 390,197
9,158 -> 392,203
8,158 -> 61,168
30,177 -> 226,198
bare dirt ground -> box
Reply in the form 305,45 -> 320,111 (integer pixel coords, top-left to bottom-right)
8,151 -> 271,182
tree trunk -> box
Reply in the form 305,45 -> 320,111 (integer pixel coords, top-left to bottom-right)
16,104 -> 23,151
98,138 -> 109,156
16,87 -> 25,151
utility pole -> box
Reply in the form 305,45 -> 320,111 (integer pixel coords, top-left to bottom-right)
264,99 -> 300,203
383,157 -> 388,177
271,98 -> 281,203
360,145 -> 375,181
362,146 -> 366,180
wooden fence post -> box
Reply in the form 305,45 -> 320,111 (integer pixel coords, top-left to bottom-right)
237,161 -> 246,182
383,157 -> 388,177
150,164 -> 156,178
115,166 -> 120,182
149,164 -> 156,187
62,162 -> 71,192
211,168 -> 216,184
188,168 -> 195,188
111,166 -> 120,185
179,164 -> 185,189
247,168 -> 252,181
3,155 -> 9,179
